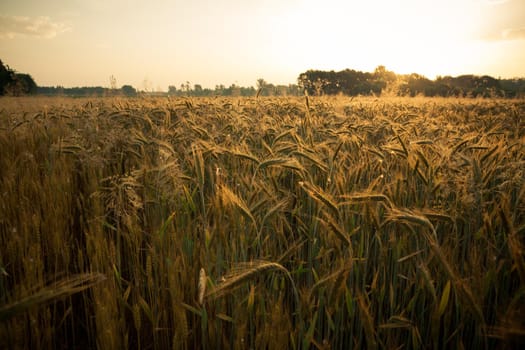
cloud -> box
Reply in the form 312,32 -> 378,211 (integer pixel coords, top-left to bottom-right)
0,15 -> 70,39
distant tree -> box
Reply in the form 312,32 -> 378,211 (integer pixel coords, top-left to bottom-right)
397,73 -> 433,96
274,85 -> 288,96
229,83 -> 241,97
374,65 -> 395,81
256,78 -> 266,90
286,84 -> 302,96
298,73 -> 313,95
121,85 -> 137,97
256,78 -> 269,96
194,84 -> 203,96
215,84 -> 225,96
240,86 -> 256,96
373,65 -> 397,94
179,81 -> 191,95
499,78 -> 525,97
475,75 -> 502,97
297,67 -> 479,97
313,77 -> 328,96
168,85 -> 177,95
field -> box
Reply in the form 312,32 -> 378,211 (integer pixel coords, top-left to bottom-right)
0,96 -> 524,349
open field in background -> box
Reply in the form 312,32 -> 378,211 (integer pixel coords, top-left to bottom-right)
0,96 -> 524,349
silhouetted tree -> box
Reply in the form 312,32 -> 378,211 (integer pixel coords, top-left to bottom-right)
15,74 -> 37,94
499,78 -> 525,97
240,86 -> 256,96
168,85 -> 177,95
193,84 -> 203,96
0,60 -> 37,96
397,73 -> 435,97
121,85 -> 137,97
297,67 -> 512,98
0,60 -> 16,95
256,78 -> 266,90
256,78 -> 270,96
373,65 -> 397,93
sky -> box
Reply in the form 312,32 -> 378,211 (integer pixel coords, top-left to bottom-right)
1,0 -> 525,90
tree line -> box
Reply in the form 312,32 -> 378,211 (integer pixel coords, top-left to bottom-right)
167,79 -> 302,97
2,58 -> 525,98
0,59 -> 140,97
1,59 -> 303,98
36,85 -> 139,97
35,82 -> 302,98
298,66 -> 525,98
33,80 -> 302,98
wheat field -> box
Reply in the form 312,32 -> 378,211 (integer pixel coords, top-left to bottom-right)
0,96 -> 524,349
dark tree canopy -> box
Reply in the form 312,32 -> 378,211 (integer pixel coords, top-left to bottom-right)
0,59 -> 16,95
298,66 -> 525,98
13,73 -> 38,95
0,59 -> 38,96
121,85 -> 137,97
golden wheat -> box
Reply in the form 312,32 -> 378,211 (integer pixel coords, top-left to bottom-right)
0,95 -> 523,349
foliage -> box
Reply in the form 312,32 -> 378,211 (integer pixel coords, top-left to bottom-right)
298,66 -> 525,97
166,81 -> 301,97
0,60 -> 37,96
0,96 -> 524,349
0,60 -> 16,94
37,85 -> 142,97
121,84 -> 137,97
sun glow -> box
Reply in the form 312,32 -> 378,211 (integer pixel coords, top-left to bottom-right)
271,0 -> 485,79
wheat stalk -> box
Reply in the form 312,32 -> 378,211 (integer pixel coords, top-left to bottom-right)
0,273 -> 106,321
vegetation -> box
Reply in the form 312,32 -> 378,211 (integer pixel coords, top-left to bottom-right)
37,85 -> 138,97
299,66 -> 525,98
0,60 -> 37,96
0,95 -> 524,349
3,57 -> 525,98
37,81 -> 301,98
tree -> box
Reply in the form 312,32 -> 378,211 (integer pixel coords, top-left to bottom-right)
256,78 -> 266,90
0,60 -> 38,95
0,59 -> 16,95
168,85 -> 177,95
240,86 -> 256,96
256,78 -> 269,96
215,84 -> 225,96
373,65 -> 397,95
229,84 -> 241,97
298,73 -> 313,95
194,84 -> 203,96
121,85 -> 137,97
13,74 -> 37,95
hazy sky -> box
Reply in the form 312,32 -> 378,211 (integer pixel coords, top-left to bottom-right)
1,0 -> 524,89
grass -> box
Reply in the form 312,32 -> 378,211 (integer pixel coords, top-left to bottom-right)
0,95 -> 524,349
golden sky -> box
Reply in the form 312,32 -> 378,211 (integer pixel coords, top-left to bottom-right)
1,0 -> 524,89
